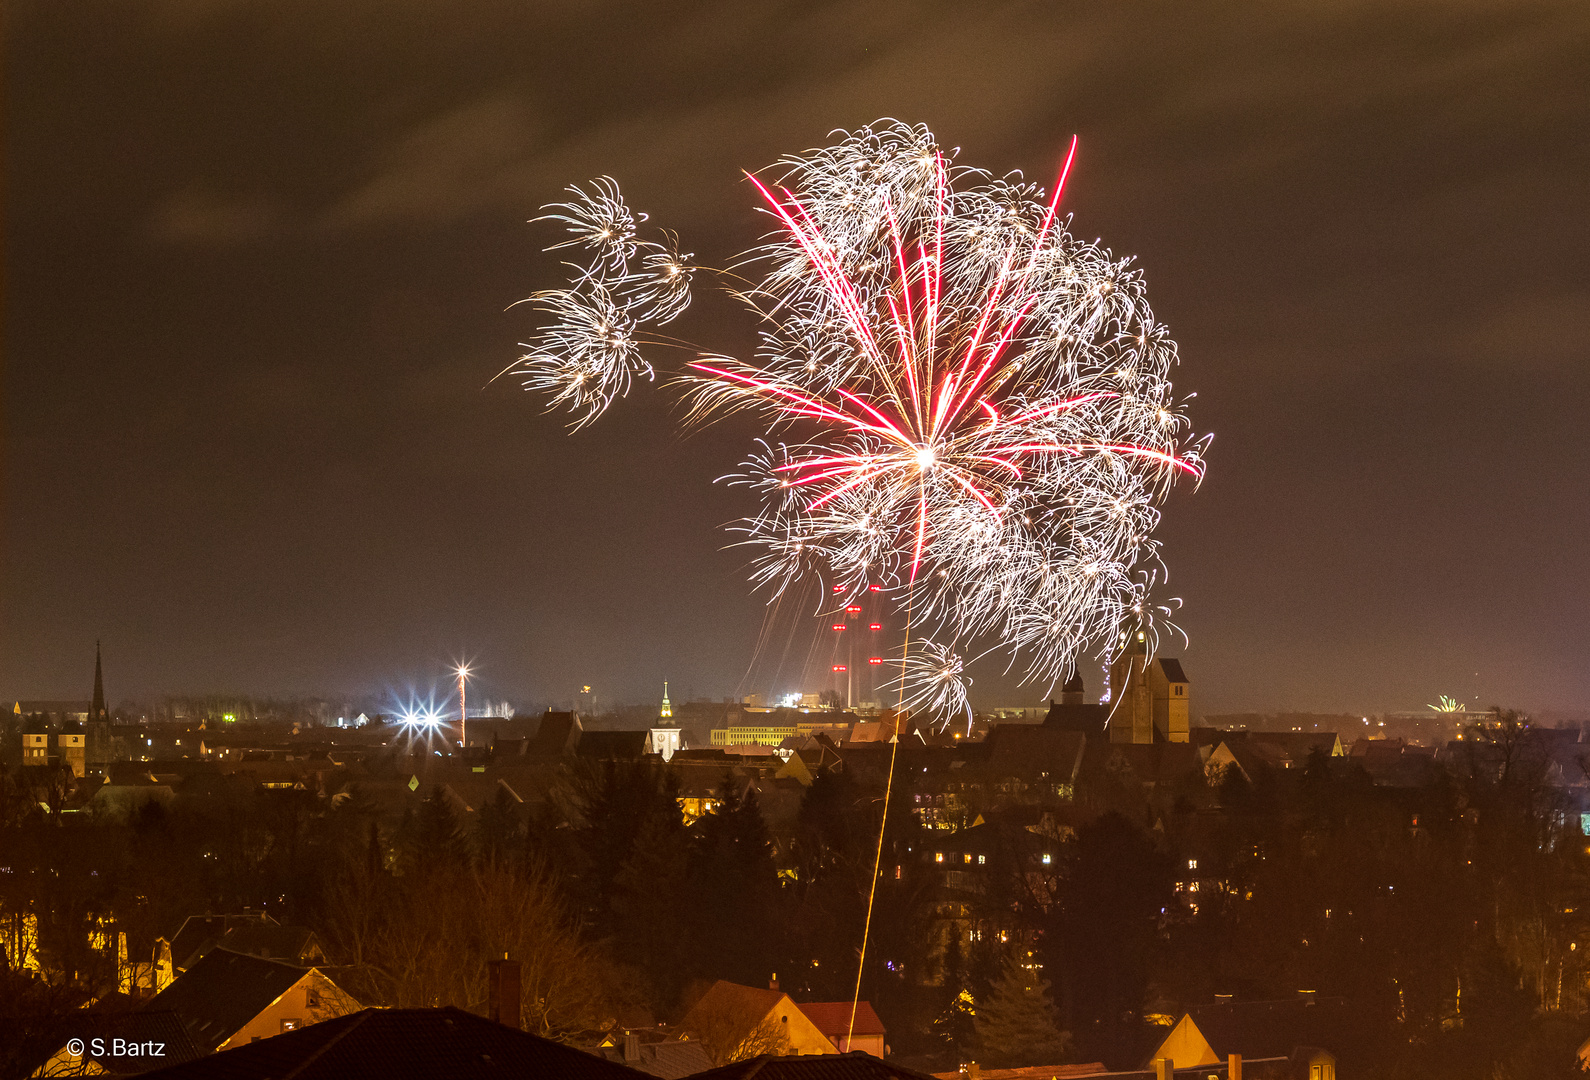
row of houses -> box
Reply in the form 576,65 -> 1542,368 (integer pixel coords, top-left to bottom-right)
21,958 -> 1342,1080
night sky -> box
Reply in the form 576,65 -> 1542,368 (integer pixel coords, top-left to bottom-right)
5,1 -> 1588,716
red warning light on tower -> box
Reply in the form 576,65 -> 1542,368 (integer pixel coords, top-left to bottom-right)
833,664 -> 847,672
869,623 -> 882,631
833,585 -> 846,594
868,585 -> 882,592
845,605 -> 862,614
832,623 -> 847,631
869,657 -> 883,665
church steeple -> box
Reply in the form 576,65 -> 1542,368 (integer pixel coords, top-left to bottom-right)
660,681 -> 672,720
91,640 -> 107,722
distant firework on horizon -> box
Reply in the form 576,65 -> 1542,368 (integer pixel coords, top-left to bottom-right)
510,120 -> 1207,720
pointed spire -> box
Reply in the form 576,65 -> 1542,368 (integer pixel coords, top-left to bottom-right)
91,640 -> 107,722
660,681 -> 672,720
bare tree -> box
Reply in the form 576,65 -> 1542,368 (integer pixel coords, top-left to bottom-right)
688,1010 -> 791,1066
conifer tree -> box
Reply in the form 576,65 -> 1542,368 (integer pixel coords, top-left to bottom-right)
973,949 -> 1072,1067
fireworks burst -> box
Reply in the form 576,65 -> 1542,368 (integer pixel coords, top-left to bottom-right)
508,178 -> 694,429
895,638 -> 974,730
512,121 -> 1207,708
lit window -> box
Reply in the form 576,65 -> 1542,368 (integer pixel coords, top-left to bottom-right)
281,1019 -> 299,1033
1041,853 -> 1052,865
935,852 -> 943,863
1188,858 -> 1198,870
978,855 -> 985,865
964,853 -> 972,864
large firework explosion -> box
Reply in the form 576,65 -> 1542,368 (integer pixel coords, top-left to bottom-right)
511,121 -> 1206,720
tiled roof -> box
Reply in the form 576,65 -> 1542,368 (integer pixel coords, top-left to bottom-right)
166,913 -> 276,970
687,1052 -> 941,1080
577,730 -> 651,759
532,710 -> 583,755
77,1010 -> 205,1075
984,726 -> 1086,779
137,1007 -> 655,1080
595,1039 -> 717,1079
683,980 -> 785,1029
141,948 -> 312,1052
218,923 -> 322,964
1040,701 -> 1108,734
795,1002 -> 885,1039
1157,658 -> 1188,683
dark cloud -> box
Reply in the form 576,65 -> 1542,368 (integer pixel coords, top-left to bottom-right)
5,0 -> 1588,714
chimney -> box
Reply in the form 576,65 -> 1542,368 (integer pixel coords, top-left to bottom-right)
963,1064 -> 979,1080
1228,1053 -> 1242,1080
488,958 -> 521,1029
1152,1058 -> 1171,1080
769,972 -> 779,992
623,1032 -> 640,1062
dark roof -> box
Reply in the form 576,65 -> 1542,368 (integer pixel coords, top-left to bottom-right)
687,1053 -> 941,1080
1061,671 -> 1085,695
166,913 -> 276,971
983,725 -> 1087,780
1157,658 -> 1188,683
141,948 -> 313,1052
12,1007 -> 202,1079
218,923 -> 323,964
73,1010 -> 204,1075
137,1007 -> 655,1080
1042,700 -> 1108,734
577,730 -> 651,760
532,710 -> 583,755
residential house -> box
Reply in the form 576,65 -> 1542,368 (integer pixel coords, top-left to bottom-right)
681,981 -> 838,1061
164,912 -> 279,973
796,1001 -> 887,1055
141,947 -> 361,1053
1148,997 -> 1351,1075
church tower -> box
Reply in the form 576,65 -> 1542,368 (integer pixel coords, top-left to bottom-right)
1106,627 -> 1191,744
650,682 -> 682,761
87,640 -> 113,769
1107,626 -> 1155,744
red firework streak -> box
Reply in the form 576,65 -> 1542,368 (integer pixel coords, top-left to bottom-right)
691,136 -> 1203,582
